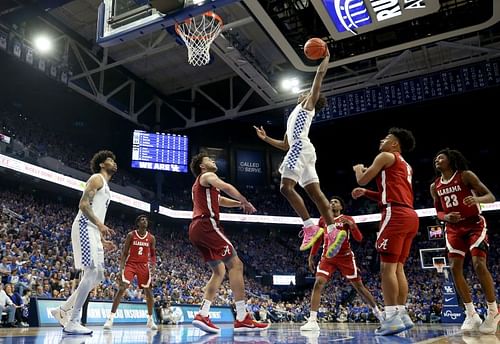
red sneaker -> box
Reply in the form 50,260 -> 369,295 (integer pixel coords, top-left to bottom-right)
234,313 -> 270,332
192,313 -> 220,334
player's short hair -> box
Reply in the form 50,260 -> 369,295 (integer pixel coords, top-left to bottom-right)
435,148 -> 469,172
135,214 -> 149,226
190,152 -> 208,177
90,150 -> 116,174
315,94 -> 327,113
388,127 -> 416,153
330,196 -> 345,213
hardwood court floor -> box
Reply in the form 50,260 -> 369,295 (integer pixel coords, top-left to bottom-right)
0,323 -> 498,343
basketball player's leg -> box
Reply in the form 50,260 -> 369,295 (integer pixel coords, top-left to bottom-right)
143,287 -> 158,330
104,278 -> 129,329
447,229 -> 472,303
280,177 -> 310,220
301,275 -> 327,331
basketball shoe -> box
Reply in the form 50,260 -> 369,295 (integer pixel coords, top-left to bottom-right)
461,313 -> 482,332
479,311 -> 499,334
374,313 -> 406,336
299,225 -> 324,251
325,229 -> 347,258
234,313 -> 270,332
192,314 -> 220,334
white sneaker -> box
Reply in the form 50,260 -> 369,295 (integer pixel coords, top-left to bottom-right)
51,307 -> 71,328
479,311 -> 499,335
63,321 -> 93,335
399,312 -> 414,330
103,317 -> 113,330
147,318 -> 158,330
300,320 -> 320,331
461,313 -> 482,332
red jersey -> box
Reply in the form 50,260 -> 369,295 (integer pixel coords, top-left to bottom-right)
126,230 -> 153,264
313,215 -> 363,258
192,175 -> 220,221
434,171 -> 480,220
376,152 -> 414,208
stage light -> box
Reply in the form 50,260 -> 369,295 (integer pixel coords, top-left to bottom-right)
34,35 -> 52,53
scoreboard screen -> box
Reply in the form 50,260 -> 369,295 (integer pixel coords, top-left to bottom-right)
131,130 -> 189,173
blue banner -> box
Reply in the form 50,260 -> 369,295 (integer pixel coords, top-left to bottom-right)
441,282 -> 465,323
34,299 -> 157,326
235,150 -> 265,186
169,305 -> 234,324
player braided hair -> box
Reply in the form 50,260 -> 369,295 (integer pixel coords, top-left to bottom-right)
435,148 -> 469,172
90,150 -> 116,174
388,127 -> 416,153
190,152 -> 208,177
330,196 -> 345,214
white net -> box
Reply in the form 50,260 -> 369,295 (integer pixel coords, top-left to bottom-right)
434,263 -> 445,273
175,11 -> 223,66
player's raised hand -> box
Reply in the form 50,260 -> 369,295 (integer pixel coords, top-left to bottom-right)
352,164 -> 367,173
253,126 -> 267,141
444,212 -> 463,223
241,200 -> 257,214
351,187 -> 367,199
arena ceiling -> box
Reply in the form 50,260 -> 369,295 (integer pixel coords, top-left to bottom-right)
1,0 -> 500,130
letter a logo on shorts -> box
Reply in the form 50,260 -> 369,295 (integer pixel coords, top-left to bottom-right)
378,239 -> 389,250
221,245 -> 230,257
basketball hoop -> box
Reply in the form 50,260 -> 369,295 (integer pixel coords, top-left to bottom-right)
434,262 -> 445,273
175,11 -> 223,66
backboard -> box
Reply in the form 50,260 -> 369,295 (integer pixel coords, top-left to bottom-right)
419,247 -> 449,270
97,0 -> 238,47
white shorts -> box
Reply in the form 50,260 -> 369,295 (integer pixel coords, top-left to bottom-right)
71,215 -> 104,270
279,140 -> 319,187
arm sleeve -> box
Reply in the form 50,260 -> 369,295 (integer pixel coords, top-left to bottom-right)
434,199 -> 446,221
348,217 -> 363,242
310,233 -> 324,256
364,190 -> 380,201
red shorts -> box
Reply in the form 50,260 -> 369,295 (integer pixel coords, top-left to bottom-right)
123,262 -> 151,288
445,216 -> 488,258
189,217 -> 236,263
315,251 -> 361,282
376,205 -> 419,264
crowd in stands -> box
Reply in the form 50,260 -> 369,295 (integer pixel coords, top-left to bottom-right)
1,185 -> 498,327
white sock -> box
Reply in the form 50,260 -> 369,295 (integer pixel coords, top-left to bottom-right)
372,305 -> 382,319
326,224 -> 335,234
487,301 -> 498,314
464,302 -> 476,317
309,311 -> 317,321
385,306 -> 398,318
303,219 -> 315,228
148,314 -> 153,320
235,300 -> 246,321
199,299 -> 211,317
397,305 -> 407,314
109,312 -> 115,320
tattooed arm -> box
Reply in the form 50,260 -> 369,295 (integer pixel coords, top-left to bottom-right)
79,174 -> 114,237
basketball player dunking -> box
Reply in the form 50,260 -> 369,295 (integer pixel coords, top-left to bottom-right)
254,47 -> 346,258
431,148 -> 499,334
352,128 -> 418,336
51,150 -> 117,335
104,214 -> 158,330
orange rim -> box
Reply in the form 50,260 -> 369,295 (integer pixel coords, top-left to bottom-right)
175,11 -> 223,41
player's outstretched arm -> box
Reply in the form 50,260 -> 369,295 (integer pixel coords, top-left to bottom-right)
201,172 -> 256,214
254,125 -> 289,151
304,48 -> 330,111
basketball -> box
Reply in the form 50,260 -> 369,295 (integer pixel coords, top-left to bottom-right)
304,38 -> 327,60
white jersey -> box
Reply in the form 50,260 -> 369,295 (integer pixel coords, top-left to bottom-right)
286,103 -> 314,145
73,174 -> 111,226
71,174 -> 110,269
